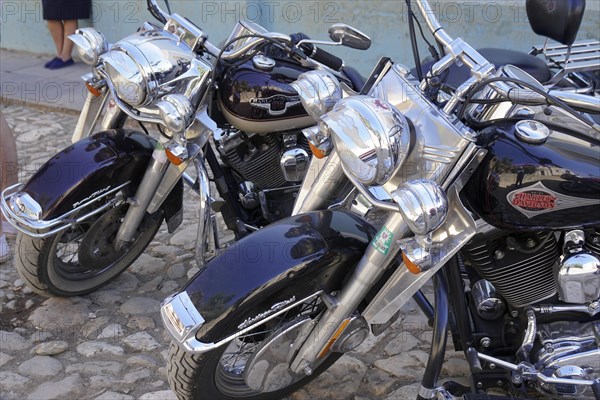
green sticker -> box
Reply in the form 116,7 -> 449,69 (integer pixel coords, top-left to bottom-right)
372,226 -> 394,255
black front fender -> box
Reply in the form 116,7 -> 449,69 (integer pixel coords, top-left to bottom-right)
181,210 -> 376,343
20,129 -> 182,222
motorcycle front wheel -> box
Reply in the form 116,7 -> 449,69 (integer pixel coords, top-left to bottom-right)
167,292 -> 342,400
14,200 -> 163,297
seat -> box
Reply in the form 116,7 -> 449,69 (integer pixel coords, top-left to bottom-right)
415,48 -> 552,88
342,65 -> 366,92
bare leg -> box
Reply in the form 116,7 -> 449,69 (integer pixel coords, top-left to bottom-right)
60,20 -> 78,61
47,20 -> 64,57
0,111 -> 19,238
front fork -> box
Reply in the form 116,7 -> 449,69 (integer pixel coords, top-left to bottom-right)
290,210 -> 410,374
72,90 -> 125,143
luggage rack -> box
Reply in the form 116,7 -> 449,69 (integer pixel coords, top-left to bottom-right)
533,39 -> 600,72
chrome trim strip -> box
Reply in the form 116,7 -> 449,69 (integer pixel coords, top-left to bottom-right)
161,290 -> 323,354
0,182 -> 129,238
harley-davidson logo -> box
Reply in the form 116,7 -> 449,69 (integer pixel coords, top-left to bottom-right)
507,182 -> 600,218
511,191 -> 557,211
250,95 -> 301,116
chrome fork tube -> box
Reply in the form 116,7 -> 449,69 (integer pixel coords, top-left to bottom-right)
193,157 -> 216,269
100,95 -> 127,130
293,152 -> 346,215
115,155 -> 169,247
290,212 -> 409,373
72,90 -> 109,143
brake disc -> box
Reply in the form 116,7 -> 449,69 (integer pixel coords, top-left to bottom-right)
78,205 -> 127,270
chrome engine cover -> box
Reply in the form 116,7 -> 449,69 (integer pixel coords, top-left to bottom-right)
558,251 -> 600,304
534,321 -> 600,397
557,231 -> 600,305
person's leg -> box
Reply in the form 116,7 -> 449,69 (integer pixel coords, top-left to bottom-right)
0,112 -> 18,261
1,112 -> 19,240
59,20 -> 78,61
47,20 -> 64,57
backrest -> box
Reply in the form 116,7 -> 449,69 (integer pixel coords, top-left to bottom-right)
526,0 -> 586,46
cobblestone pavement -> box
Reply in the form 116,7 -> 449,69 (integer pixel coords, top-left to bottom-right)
0,104 -> 470,400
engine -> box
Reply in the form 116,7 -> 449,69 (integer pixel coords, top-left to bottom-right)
215,128 -> 310,223
461,227 -> 600,398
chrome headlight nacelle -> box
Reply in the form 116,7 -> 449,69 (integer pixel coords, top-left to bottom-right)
99,29 -> 212,111
320,96 -> 411,186
69,28 -> 108,66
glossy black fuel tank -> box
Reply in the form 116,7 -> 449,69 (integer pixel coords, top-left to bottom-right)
463,120 -> 600,230
218,58 -> 314,134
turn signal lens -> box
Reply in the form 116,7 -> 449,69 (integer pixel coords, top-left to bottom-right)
165,149 -> 184,165
309,141 -> 327,159
402,252 -> 422,274
85,82 -> 102,97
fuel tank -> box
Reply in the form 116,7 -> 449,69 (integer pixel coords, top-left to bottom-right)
463,120 -> 600,230
218,57 -> 315,134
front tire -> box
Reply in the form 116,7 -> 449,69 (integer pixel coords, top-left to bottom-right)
167,293 -> 342,400
14,202 -> 163,297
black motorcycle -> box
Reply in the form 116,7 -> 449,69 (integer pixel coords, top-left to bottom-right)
0,0 -> 371,297
161,0 -> 600,399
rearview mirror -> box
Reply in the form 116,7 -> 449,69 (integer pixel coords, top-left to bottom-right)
328,24 -> 371,50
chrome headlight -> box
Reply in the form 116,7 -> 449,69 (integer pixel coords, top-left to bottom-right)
100,30 -> 212,108
321,96 -> 411,186
291,70 -> 342,120
101,47 -> 148,106
69,28 -> 108,66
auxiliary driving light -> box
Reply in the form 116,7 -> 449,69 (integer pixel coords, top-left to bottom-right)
291,70 -> 342,120
69,28 -> 108,66
156,94 -> 195,134
391,179 -> 448,236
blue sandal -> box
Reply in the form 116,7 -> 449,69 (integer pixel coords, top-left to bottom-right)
44,57 -> 60,68
48,58 -> 74,70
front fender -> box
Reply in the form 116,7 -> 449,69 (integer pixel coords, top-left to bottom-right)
180,210 -> 376,343
21,129 -> 156,220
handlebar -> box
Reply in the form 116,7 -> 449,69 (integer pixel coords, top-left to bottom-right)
147,0 -> 169,24
146,0 -> 348,73
299,43 -> 344,72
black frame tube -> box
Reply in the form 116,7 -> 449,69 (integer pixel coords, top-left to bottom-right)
416,270 -> 449,400
413,289 -> 434,326
446,255 -> 474,352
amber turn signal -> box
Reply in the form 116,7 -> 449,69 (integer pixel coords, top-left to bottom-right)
85,82 -> 102,97
402,252 -> 422,274
165,149 -> 184,165
309,141 -> 327,159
